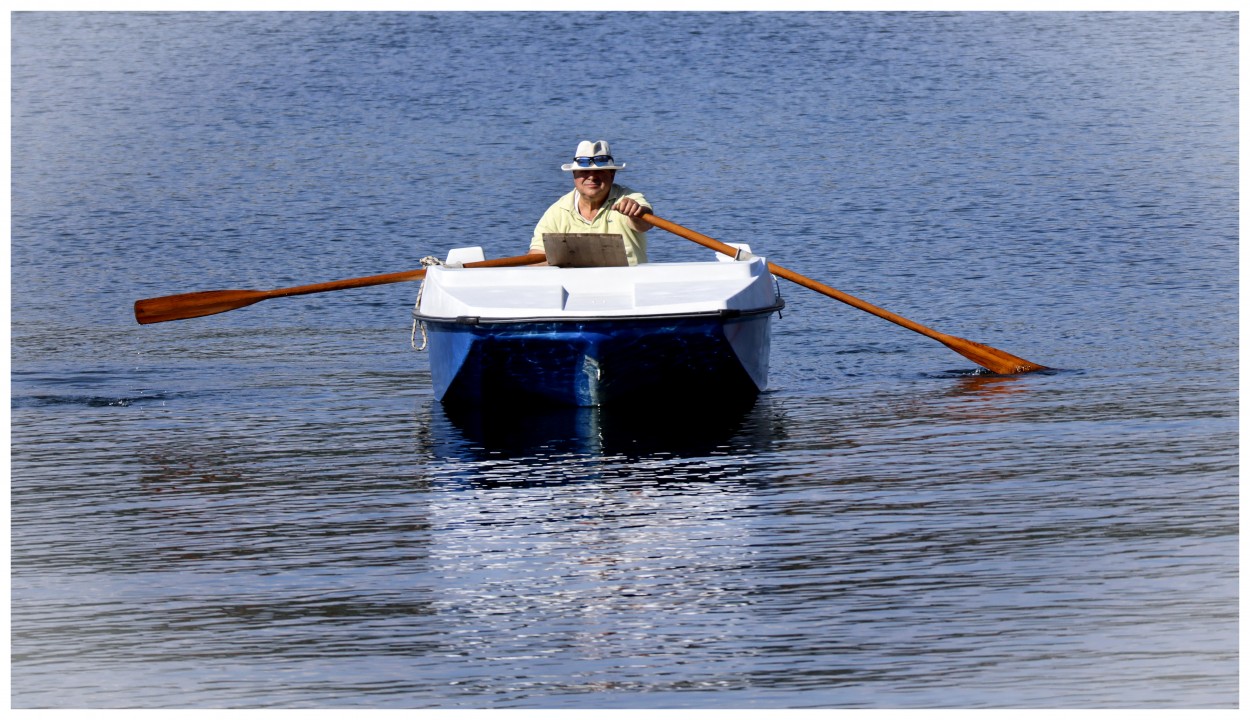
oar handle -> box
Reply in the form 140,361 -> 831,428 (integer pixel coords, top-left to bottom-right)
644,212 -> 1047,374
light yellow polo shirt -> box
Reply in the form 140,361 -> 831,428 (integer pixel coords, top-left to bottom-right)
530,184 -> 651,265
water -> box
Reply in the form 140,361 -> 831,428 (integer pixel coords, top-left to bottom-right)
10,11 -> 1237,709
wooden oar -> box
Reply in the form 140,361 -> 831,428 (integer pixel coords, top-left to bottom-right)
644,213 -> 1048,374
134,252 -> 544,325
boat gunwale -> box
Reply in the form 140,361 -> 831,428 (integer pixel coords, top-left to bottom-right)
412,300 -> 785,326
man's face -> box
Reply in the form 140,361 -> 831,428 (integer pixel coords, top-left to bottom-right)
573,169 -> 615,200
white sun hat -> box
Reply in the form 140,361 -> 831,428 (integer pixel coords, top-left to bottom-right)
560,139 -> 627,171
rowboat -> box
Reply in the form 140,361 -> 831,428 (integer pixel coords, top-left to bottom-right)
134,215 -> 1045,383
412,246 -> 785,407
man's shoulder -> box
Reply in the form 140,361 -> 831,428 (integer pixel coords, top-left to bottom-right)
536,190 -> 578,229
543,189 -> 578,213
613,184 -> 650,206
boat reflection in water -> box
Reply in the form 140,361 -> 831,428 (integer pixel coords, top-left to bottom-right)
419,393 -> 782,473
434,395 -> 765,457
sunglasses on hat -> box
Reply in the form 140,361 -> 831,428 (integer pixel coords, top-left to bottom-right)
572,155 -> 615,168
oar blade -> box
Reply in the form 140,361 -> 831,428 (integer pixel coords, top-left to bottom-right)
939,335 -> 1049,375
134,289 -> 268,325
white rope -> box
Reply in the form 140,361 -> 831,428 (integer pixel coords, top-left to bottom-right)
411,318 -> 427,351
411,256 -> 444,351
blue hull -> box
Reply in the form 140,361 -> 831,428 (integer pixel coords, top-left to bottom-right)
420,312 -> 773,407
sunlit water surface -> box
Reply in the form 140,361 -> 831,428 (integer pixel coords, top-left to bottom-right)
11,11 -> 1237,708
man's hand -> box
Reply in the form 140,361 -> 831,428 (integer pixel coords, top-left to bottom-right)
613,198 -> 654,231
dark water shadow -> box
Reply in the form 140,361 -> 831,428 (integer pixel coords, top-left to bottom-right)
417,393 -> 786,463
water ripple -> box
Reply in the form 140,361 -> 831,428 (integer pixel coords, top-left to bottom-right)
10,10 -> 1237,710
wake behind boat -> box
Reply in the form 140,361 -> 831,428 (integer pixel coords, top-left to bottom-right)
412,246 -> 785,407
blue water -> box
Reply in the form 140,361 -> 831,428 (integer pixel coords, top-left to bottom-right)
10,11 -> 1238,708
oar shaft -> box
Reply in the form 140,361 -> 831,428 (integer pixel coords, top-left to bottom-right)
645,214 -> 943,340
134,252 -> 544,324
765,264 -> 938,339
644,213 -> 1047,374
266,252 -> 545,300
263,267 -> 428,300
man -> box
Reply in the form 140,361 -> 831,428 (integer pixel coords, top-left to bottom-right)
529,140 -> 653,265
